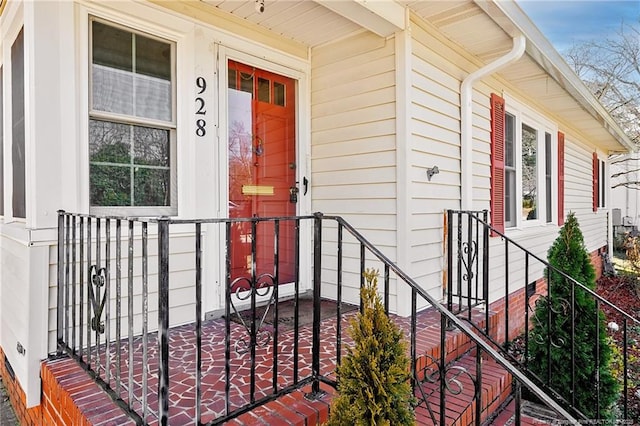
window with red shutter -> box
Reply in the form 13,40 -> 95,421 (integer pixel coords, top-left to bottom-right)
490,93 -> 505,234
557,132 -> 564,225
593,152 -> 599,212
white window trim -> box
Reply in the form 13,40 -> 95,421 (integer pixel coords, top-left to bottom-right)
504,95 -> 558,230
85,15 -> 180,217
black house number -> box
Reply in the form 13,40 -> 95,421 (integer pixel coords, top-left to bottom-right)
195,77 -> 207,137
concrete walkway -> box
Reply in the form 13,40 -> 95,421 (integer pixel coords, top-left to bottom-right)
0,376 -> 18,426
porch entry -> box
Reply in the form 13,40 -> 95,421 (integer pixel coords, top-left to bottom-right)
227,60 -> 297,287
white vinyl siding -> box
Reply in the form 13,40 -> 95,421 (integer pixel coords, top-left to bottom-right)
409,22 -> 465,299
311,31 -> 397,309
47,226 -> 200,353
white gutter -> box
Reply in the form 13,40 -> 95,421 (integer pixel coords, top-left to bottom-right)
460,34 -> 526,210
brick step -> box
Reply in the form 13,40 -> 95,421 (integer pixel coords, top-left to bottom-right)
223,382 -> 335,426
489,398 -> 560,425
413,352 -> 512,426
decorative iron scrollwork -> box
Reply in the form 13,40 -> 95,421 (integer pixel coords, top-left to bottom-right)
89,265 -> 107,334
529,292 -> 571,348
229,273 -> 276,355
460,241 -> 477,282
413,354 -> 479,425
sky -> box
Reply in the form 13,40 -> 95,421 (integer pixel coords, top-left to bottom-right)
517,0 -> 640,52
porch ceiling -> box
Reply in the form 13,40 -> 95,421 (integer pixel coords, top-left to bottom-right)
198,0 -> 632,153
201,0 -> 363,46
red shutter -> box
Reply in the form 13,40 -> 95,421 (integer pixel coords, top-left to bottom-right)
592,152 -> 599,212
490,93 -> 505,234
557,132 -> 565,225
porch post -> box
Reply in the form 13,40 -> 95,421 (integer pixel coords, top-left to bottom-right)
57,210 -> 65,354
310,212 -> 323,397
157,218 -> 170,425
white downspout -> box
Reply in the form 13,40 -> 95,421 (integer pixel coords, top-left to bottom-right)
460,34 -> 526,210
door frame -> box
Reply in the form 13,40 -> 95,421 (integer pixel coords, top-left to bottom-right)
204,46 -> 312,315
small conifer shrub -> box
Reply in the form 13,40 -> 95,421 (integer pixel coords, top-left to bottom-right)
528,212 -> 618,418
326,269 -> 416,426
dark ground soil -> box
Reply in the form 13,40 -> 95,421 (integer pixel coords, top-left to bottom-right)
596,273 -> 640,420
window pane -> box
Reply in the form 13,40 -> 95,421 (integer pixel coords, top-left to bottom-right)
240,72 -> 253,94
258,77 -> 270,103
505,113 -> 515,167
136,35 -> 171,80
92,21 -> 132,72
92,22 -> 134,116
504,113 -> 516,226
90,120 -> 170,207
12,28 -> 25,219
90,164 -> 131,206
600,160 -> 606,208
134,34 -> 172,121
134,168 -> 170,206
228,68 -> 237,89
505,169 -> 516,225
134,126 -> 169,167
274,81 -> 285,106
0,66 -> 4,216
545,133 -> 552,223
522,124 -> 537,221
89,120 -> 131,164
134,72 -> 171,121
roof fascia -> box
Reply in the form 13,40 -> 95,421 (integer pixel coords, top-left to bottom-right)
474,0 -> 635,153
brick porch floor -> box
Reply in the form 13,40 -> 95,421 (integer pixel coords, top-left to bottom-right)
44,303 -> 545,425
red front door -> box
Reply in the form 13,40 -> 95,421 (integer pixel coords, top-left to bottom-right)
228,61 -> 296,287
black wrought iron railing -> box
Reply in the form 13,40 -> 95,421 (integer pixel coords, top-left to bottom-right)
56,210 -> 577,425
446,209 -> 640,421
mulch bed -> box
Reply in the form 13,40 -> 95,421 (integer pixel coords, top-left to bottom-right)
505,274 -> 640,419
596,274 -> 640,420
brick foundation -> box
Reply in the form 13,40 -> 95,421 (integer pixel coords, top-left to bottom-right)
40,357 -> 135,426
487,246 -> 605,344
0,347 -> 134,426
0,347 -> 42,425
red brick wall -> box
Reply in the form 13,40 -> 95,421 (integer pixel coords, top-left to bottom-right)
488,278 -> 548,343
0,347 -> 42,425
591,246 -> 605,279
40,357 -> 135,426
1,346 -> 136,425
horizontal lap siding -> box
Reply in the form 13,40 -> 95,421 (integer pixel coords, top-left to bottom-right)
311,31 -> 398,309
564,139 -> 608,252
47,229 -> 202,353
410,23 -> 466,299
0,236 -> 30,380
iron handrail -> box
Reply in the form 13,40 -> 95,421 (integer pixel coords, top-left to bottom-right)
447,209 -> 639,421
461,210 -> 639,324
322,213 -> 578,422
56,210 -> 580,425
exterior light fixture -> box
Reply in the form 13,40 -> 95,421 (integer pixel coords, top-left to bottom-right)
426,166 -> 439,181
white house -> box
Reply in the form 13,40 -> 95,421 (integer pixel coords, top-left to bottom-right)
0,0 -> 633,423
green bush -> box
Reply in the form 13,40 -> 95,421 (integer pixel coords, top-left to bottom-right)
326,269 -> 416,426
528,212 -> 618,418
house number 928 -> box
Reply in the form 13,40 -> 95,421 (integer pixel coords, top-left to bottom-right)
195,77 -> 207,137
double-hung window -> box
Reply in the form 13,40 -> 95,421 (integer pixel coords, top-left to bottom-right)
491,94 -> 561,232
89,19 -> 176,215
